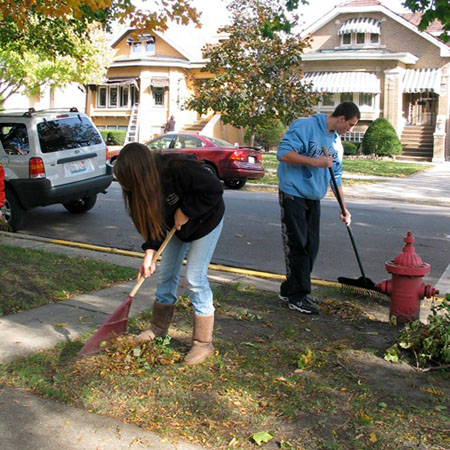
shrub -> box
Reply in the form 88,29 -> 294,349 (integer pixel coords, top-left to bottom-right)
361,118 -> 402,157
107,130 -> 126,146
99,129 -> 108,142
245,119 -> 286,150
342,141 -> 358,156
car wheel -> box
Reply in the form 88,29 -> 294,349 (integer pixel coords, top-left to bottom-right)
203,163 -> 218,178
3,186 -> 27,231
224,178 -> 247,189
63,194 -> 97,213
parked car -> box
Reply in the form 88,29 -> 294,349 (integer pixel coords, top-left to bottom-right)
0,107 -> 113,231
146,133 -> 264,189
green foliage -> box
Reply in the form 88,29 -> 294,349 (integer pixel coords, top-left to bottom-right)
403,0 -> 449,43
384,300 -> 450,368
342,141 -> 358,156
105,130 -> 126,146
244,119 -> 286,150
185,0 -> 319,145
0,25 -> 112,106
361,118 -> 402,157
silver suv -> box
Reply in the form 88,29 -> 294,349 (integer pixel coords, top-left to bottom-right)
0,108 -> 113,230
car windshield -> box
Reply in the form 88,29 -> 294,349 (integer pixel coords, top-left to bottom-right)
204,136 -> 234,148
37,116 -> 102,153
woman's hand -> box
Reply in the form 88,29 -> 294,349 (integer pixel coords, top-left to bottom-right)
138,249 -> 156,280
174,208 -> 189,230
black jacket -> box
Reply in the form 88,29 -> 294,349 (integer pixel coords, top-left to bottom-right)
142,153 -> 225,251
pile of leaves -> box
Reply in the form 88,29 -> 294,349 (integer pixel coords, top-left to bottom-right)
77,335 -> 182,377
320,299 -> 364,321
384,299 -> 450,369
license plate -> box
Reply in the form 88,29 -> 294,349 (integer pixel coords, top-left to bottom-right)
248,156 -> 255,164
69,160 -> 86,174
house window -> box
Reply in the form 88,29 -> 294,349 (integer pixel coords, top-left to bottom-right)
370,33 -> 379,44
120,86 -> 129,107
108,87 -> 118,107
98,87 -> 107,108
129,34 -> 155,56
153,87 -> 164,106
359,93 -> 373,107
341,92 -> 354,103
342,33 -> 351,45
356,33 -> 365,44
322,93 -> 335,106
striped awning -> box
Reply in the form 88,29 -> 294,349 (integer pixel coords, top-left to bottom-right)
403,69 -> 441,95
338,18 -> 381,35
151,77 -> 169,88
303,72 -> 380,93
106,77 -> 139,89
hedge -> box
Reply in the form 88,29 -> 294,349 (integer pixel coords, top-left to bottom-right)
99,129 -> 126,146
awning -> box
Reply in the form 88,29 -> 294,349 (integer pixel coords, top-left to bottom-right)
403,68 -> 441,95
106,78 -> 139,90
303,71 -> 380,93
151,77 -> 169,88
127,33 -> 155,44
338,18 -> 381,35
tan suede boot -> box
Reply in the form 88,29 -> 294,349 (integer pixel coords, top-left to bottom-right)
184,314 -> 214,365
135,301 -> 175,344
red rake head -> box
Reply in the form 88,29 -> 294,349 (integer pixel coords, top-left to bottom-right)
78,296 -> 133,356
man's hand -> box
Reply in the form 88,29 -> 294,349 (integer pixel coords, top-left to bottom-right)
312,155 -> 333,168
340,207 -> 351,226
174,208 -> 189,230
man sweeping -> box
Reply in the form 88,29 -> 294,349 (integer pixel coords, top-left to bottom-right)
277,102 -> 360,314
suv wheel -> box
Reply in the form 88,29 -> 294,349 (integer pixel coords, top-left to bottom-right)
4,186 -> 27,231
224,178 -> 247,189
63,194 -> 97,213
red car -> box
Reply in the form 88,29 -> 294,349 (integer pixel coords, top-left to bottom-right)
146,133 -> 265,189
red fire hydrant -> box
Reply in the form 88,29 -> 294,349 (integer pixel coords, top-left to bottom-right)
376,231 -> 439,324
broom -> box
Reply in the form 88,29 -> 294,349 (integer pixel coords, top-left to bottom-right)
322,147 -> 378,294
78,226 -> 176,356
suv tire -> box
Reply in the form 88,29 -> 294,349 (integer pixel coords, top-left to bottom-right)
63,194 -> 97,213
4,186 -> 27,231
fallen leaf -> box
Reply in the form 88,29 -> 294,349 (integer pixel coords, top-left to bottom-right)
54,322 -> 67,328
251,431 -> 273,446
369,433 -> 377,443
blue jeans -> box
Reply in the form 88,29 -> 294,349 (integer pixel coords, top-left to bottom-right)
155,219 -> 223,316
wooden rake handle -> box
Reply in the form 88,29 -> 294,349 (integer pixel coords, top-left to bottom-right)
129,226 -> 176,298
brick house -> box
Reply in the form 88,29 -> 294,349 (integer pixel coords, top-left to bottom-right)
300,0 -> 449,161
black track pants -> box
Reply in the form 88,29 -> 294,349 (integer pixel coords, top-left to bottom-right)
279,190 -> 321,299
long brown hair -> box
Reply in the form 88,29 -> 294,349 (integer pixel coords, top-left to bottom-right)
114,143 -> 165,241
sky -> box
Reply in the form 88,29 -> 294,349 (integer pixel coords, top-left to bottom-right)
190,0 -> 411,34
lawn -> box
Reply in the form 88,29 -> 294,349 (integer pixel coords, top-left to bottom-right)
260,153 -> 432,178
0,244 -> 136,316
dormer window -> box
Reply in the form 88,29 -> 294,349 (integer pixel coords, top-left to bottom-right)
338,18 -> 381,47
127,33 -> 155,55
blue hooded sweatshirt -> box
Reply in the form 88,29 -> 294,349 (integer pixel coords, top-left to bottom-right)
277,113 -> 343,200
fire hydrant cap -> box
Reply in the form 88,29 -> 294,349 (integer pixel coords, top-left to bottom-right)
385,231 -> 430,276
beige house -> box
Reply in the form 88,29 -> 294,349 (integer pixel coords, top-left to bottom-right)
301,0 -> 450,161
86,0 -> 449,161
85,25 -> 243,145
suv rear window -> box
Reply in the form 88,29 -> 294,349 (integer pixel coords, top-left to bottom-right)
37,115 -> 102,153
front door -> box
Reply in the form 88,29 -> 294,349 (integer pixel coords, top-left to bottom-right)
404,93 -> 438,126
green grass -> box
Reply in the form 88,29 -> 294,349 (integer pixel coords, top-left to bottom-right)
261,153 -> 433,178
1,281 -> 448,449
0,244 -> 136,315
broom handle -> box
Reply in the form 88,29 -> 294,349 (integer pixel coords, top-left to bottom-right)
129,226 -> 176,297
322,147 -> 368,280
